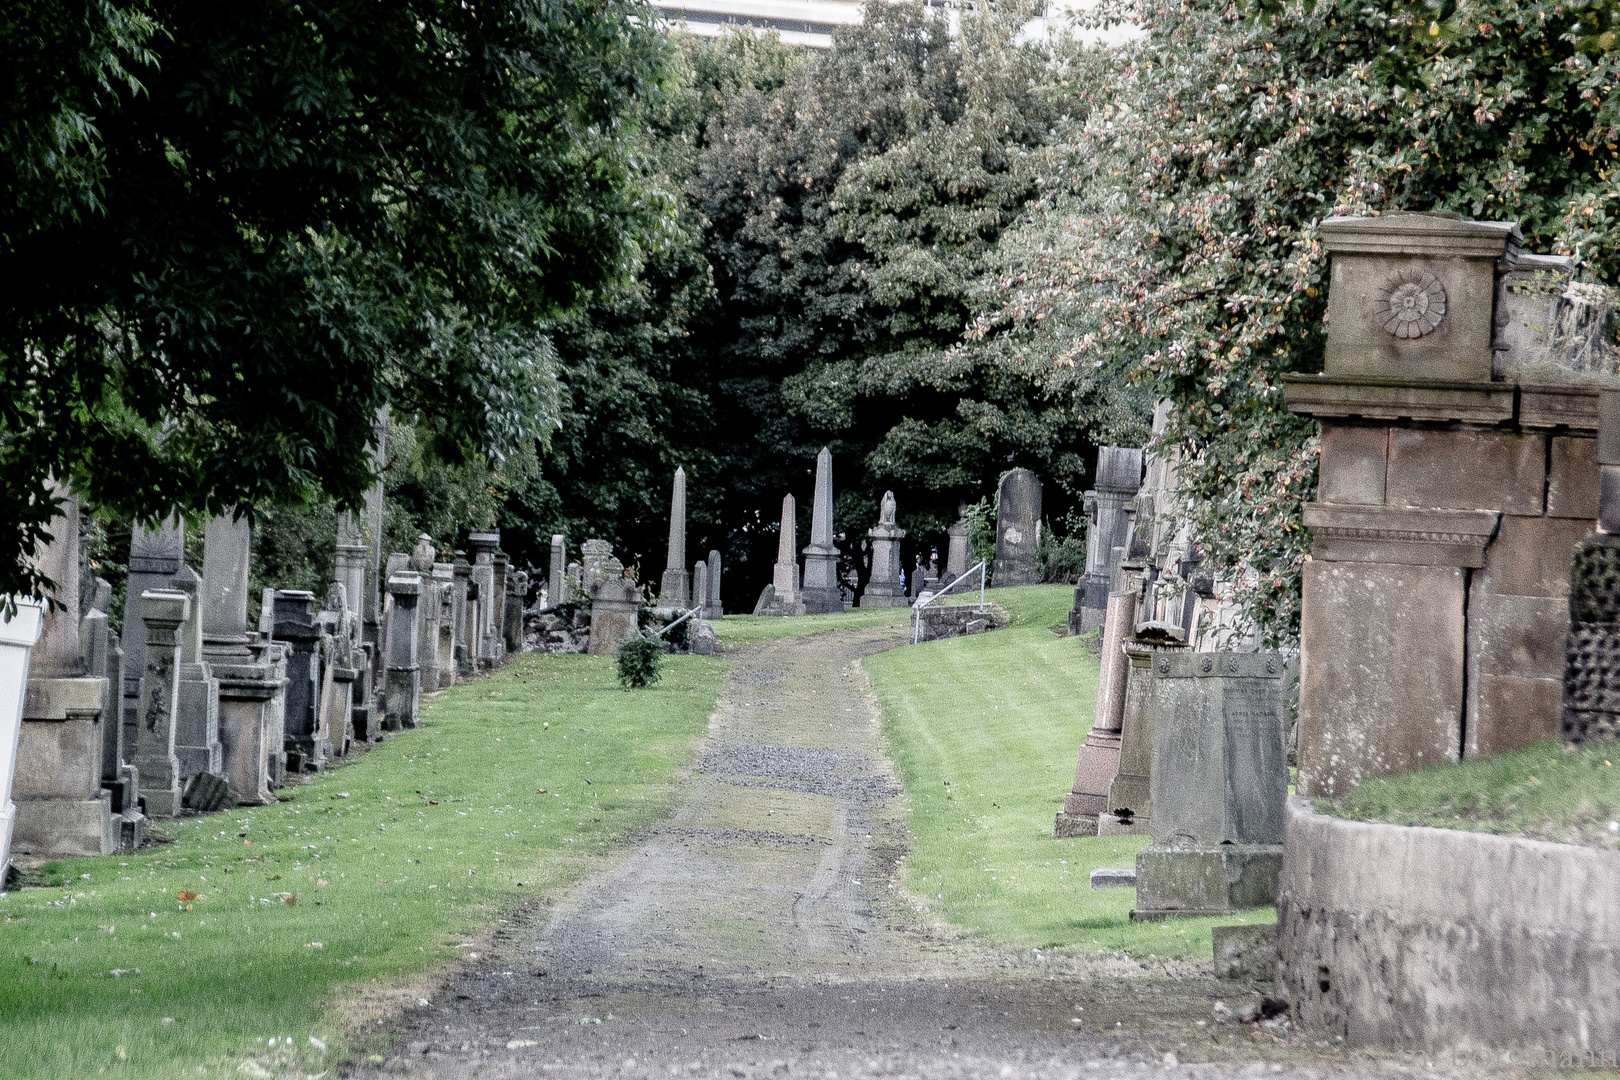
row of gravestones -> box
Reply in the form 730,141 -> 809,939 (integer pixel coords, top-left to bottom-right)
4,489 -> 527,866
746,450 -> 1047,618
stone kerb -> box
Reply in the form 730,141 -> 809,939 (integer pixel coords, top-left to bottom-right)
1277,796 -> 1620,1052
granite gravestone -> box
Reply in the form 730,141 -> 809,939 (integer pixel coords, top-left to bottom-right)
993,469 -> 1042,586
384,573 -> 422,730
133,590 -> 189,818
550,534 -> 569,606
1133,651 -> 1289,919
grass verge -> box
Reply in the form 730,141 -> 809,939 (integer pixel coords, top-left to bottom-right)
866,584 -> 1273,960
0,651 -> 722,1080
1317,737 -> 1620,849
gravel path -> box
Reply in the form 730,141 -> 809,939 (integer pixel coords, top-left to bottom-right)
349,626 -> 1410,1080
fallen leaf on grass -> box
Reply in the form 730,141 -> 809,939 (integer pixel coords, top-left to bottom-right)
283,894 -> 297,906
537,789 -> 546,794
177,891 -> 197,902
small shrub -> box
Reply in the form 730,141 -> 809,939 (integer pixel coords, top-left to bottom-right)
617,633 -> 663,688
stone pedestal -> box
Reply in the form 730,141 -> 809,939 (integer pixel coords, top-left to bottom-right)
1133,650 -> 1288,919
587,578 -> 642,656
272,591 -> 328,771
214,660 -> 280,805
1056,589 -> 1138,837
864,509 -> 907,608
993,469 -> 1042,587
133,590 -> 188,818
384,574 -> 422,731
15,672 -> 115,857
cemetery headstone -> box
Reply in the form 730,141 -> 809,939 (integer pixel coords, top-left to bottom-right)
1076,447 -> 1144,634
453,555 -> 473,678
768,496 -> 804,614
435,563 -> 458,686
133,589 -> 189,818
863,491 -> 907,607
1133,651 -> 1289,919
503,569 -> 526,654
550,535 -> 569,606
169,565 -> 223,785
120,517 -> 184,747
692,560 -> 708,616
660,467 -> 690,608
801,448 -> 844,614
468,531 -> 500,671
946,511 -> 970,579
385,573 -> 423,730
272,590 -> 328,771
587,561 -> 641,657
707,550 -> 724,619
993,469 -> 1042,586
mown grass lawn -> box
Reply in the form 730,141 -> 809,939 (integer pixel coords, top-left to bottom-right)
864,584 -> 1273,960
0,651 -> 722,1080
1319,736 -> 1620,849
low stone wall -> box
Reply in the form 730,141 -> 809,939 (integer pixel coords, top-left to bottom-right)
913,603 -> 1009,642
1277,795 -> 1620,1053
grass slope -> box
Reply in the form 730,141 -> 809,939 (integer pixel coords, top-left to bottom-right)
716,606 -> 912,647
1319,737 -> 1620,849
0,652 -> 721,1080
867,585 -> 1272,960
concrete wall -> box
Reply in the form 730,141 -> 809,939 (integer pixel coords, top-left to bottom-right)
1277,796 -> 1620,1052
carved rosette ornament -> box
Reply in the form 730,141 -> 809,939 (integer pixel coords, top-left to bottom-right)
1377,267 -> 1448,339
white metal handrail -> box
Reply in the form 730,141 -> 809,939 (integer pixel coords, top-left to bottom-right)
910,560 -> 988,645
657,604 -> 705,638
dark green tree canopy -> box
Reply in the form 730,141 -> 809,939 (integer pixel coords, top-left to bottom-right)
3,0 -> 665,600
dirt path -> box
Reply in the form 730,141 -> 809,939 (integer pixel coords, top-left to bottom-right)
350,627 -> 1401,1080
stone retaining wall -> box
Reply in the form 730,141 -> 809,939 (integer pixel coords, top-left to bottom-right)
1277,795 -> 1620,1052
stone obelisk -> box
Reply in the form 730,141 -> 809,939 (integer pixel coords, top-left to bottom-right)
800,448 -> 844,614
659,467 -> 689,608
771,495 -> 800,607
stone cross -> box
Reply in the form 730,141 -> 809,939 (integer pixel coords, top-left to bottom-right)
133,589 -> 189,817
772,495 -> 799,605
707,550 -> 723,619
993,469 -> 1042,586
800,447 -> 844,614
660,467 -> 689,608
863,490 -> 907,608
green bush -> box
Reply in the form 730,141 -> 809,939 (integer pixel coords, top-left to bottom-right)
617,633 -> 663,688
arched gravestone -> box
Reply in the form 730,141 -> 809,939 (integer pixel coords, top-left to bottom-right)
993,470 -> 1042,587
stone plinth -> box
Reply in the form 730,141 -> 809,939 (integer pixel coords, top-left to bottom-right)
15,674 -> 115,856
864,491 -> 907,608
214,660 -> 281,805
272,590 -> 328,772
993,469 -> 1042,586
588,578 -> 642,657
385,574 -> 422,731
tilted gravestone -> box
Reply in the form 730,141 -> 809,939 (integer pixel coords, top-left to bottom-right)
993,469 -> 1042,586
1133,651 -> 1289,919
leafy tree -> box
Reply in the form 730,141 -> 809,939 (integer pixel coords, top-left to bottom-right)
3,0 -> 665,603
984,0 -> 1620,644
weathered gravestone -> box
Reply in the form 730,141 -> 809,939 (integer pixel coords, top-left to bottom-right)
1075,447 -> 1144,634
801,448 -> 844,614
692,561 -> 708,616
384,573 -> 422,730
273,591 -> 328,771
468,531 -> 501,670
133,590 -> 189,818
550,534 -> 569,607
863,491 -> 907,608
168,565 -> 223,789
588,559 -> 641,657
120,518 -> 184,768
993,469 -> 1042,587
1133,651 -> 1289,920
707,550 -> 724,619
660,467 -> 689,608
765,496 -> 805,615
